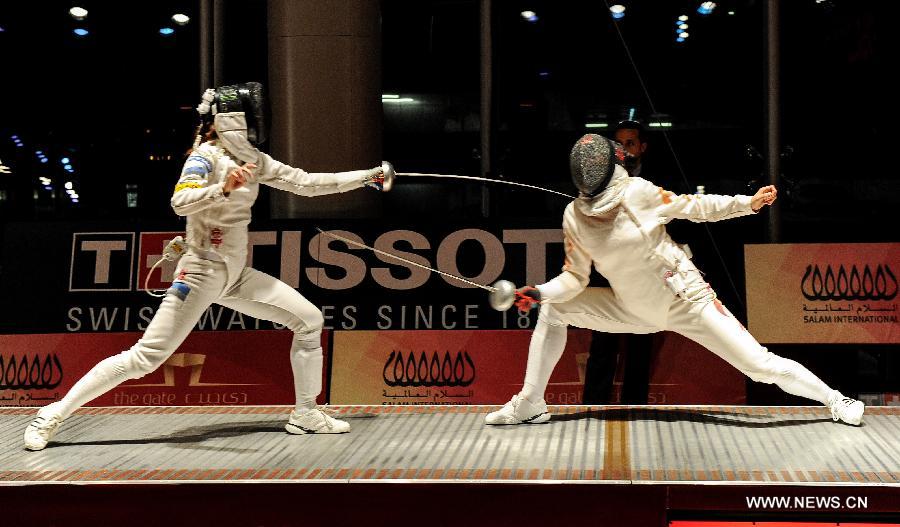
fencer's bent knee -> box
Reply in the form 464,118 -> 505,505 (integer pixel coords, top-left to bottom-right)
283,308 -> 324,337
303,310 -> 325,333
290,310 -> 323,350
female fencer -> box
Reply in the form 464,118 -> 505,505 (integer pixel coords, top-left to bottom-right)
25,83 -> 390,450
486,134 -> 864,427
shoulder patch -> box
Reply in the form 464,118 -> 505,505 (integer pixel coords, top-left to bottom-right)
186,155 -> 213,172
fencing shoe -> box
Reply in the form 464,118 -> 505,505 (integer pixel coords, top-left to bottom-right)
485,394 -> 550,425
828,394 -> 864,426
24,403 -> 65,451
285,407 -> 350,434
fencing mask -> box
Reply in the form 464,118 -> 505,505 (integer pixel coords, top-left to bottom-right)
569,134 -> 627,197
213,82 -> 268,146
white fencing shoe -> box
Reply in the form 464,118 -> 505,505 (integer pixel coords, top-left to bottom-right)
829,395 -> 865,426
285,407 -> 350,434
485,394 -> 550,425
24,403 -> 65,451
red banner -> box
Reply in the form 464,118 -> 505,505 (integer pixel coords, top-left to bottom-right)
0,331 -> 329,407
2,329 -> 746,408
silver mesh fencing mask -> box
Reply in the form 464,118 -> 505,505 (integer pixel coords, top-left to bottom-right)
569,134 -> 627,197
214,82 -> 268,146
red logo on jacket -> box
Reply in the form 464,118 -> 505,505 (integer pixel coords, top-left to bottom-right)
210,228 -> 223,248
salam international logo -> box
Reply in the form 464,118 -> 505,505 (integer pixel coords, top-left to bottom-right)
382,350 -> 475,387
801,264 -> 897,301
0,354 -> 64,390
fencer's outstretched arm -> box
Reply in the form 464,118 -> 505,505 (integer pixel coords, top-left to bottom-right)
212,111 -> 384,197
255,152 -> 382,197
642,178 -> 757,223
170,148 -> 228,216
535,204 -> 592,304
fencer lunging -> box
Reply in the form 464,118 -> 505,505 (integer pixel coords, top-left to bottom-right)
486,133 -> 864,426
24,83 -> 390,450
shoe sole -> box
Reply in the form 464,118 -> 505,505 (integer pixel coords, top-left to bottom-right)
523,412 -> 551,424
285,423 -> 349,435
485,412 -> 551,425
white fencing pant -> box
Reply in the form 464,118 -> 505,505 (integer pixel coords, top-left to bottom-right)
54,255 -> 325,419
520,287 -> 834,405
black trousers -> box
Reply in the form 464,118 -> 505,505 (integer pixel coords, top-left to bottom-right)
583,332 -> 654,404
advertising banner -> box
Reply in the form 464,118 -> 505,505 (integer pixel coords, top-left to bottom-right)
330,329 -> 592,405
0,330 -> 329,407
2,328 -> 747,408
329,329 -> 746,405
0,221 -> 568,333
745,243 -> 899,343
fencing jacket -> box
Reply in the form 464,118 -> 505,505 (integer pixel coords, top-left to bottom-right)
537,165 -> 756,328
171,140 -> 377,288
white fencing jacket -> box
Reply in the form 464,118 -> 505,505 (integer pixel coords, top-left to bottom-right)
537,165 -> 756,328
171,113 -> 379,287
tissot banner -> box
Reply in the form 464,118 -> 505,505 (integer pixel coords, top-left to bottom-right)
0,220 -> 567,333
745,243 -> 900,344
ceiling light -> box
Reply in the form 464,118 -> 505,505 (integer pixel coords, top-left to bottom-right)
697,2 -> 716,15
69,6 -> 88,20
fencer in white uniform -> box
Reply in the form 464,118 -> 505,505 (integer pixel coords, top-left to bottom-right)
24,83 -> 389,450
486,134 -> 865,426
